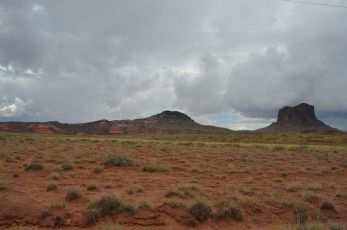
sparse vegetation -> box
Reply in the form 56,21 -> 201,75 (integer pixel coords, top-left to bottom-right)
137,201 -> 151,210
125,187 -> 143,195
286,183 -> 303,193
216,198 -> 243,221
293,200 -> 308,224
93,165 -> 104,174
50,173 -> 60,180
1,132 -> 347,229
25,161 -> 44,171
87,184 -> 97,191
65,187 -> 81,201
163,200 -> 183,208
51,202 -> 65,209
189,201 -> 212,222
47,183 -> 57,191
302,192 -> 319,203
320,201 -> 336,212
61,162 -> 74,171
102,154 -> 134,167
87,194 -> 135,224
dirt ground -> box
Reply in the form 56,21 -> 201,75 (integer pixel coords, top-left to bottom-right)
0,133 -> 347,230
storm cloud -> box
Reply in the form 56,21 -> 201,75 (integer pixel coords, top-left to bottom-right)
0,0 -> 347,130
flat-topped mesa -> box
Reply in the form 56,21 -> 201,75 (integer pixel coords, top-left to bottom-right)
259,103 -> 337,132
277,103 -> 318,125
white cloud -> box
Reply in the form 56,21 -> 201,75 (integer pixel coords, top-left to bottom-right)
0,0 -> 346,130
0,97 -> 33,117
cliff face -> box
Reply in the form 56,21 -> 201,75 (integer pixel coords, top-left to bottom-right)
259,103 -> 337,132
0,111 -> 231,135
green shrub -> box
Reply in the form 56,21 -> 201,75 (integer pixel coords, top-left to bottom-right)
189,201 -> 212,222
216,199 -> 243,221
65,187 -> 81,201
47,183 -> 58,191
86,209 -> 99,224
89,194 -> 133,216
102,154 -> 134,167
25,161 -> 44,171
320,201 -> 336,212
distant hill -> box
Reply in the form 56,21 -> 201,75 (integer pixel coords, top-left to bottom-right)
0,110 -> 231,135
258,103 -> 338,132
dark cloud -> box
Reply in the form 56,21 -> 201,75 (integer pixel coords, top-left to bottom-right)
0,0 -> 346,130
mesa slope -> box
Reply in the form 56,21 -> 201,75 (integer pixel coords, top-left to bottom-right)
0,111 -> 231,135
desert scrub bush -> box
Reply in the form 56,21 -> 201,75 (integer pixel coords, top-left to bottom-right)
125,187 -> 143,195
65,187 -> 81,201
178,185 -> 201,198
293,200 -> 308,224
320,201 -> 336,212
286,183 -> 303,193
302,192 -> 319,203
50,173 -> 60,180
142,163 -> 169,173
0,181 -> 7,191
138,201 -> 151,210
165,189 -> 180,197
25,161 -> 44,171
102,154 -> 134,167
47,183 -> 58,191
86,209 -> 99,224
61,162 -> 74,171
162,200 -> 184,209
189,201 -> 212,222
216,198 -> 243,221
90,194 -> 132,214
93,165 -> 104,174
307,183 -> 322,191
87,184 -> 98,191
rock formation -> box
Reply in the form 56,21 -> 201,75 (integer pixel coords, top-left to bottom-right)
0,110 -> 231,135
258,103 -> 337,132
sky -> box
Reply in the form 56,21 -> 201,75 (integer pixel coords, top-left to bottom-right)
0,0 -> 347,130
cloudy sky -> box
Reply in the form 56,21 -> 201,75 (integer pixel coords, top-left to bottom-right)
1,0 -> 347,130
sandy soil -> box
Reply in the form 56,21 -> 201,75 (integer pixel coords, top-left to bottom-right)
0,134 -> 346,230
